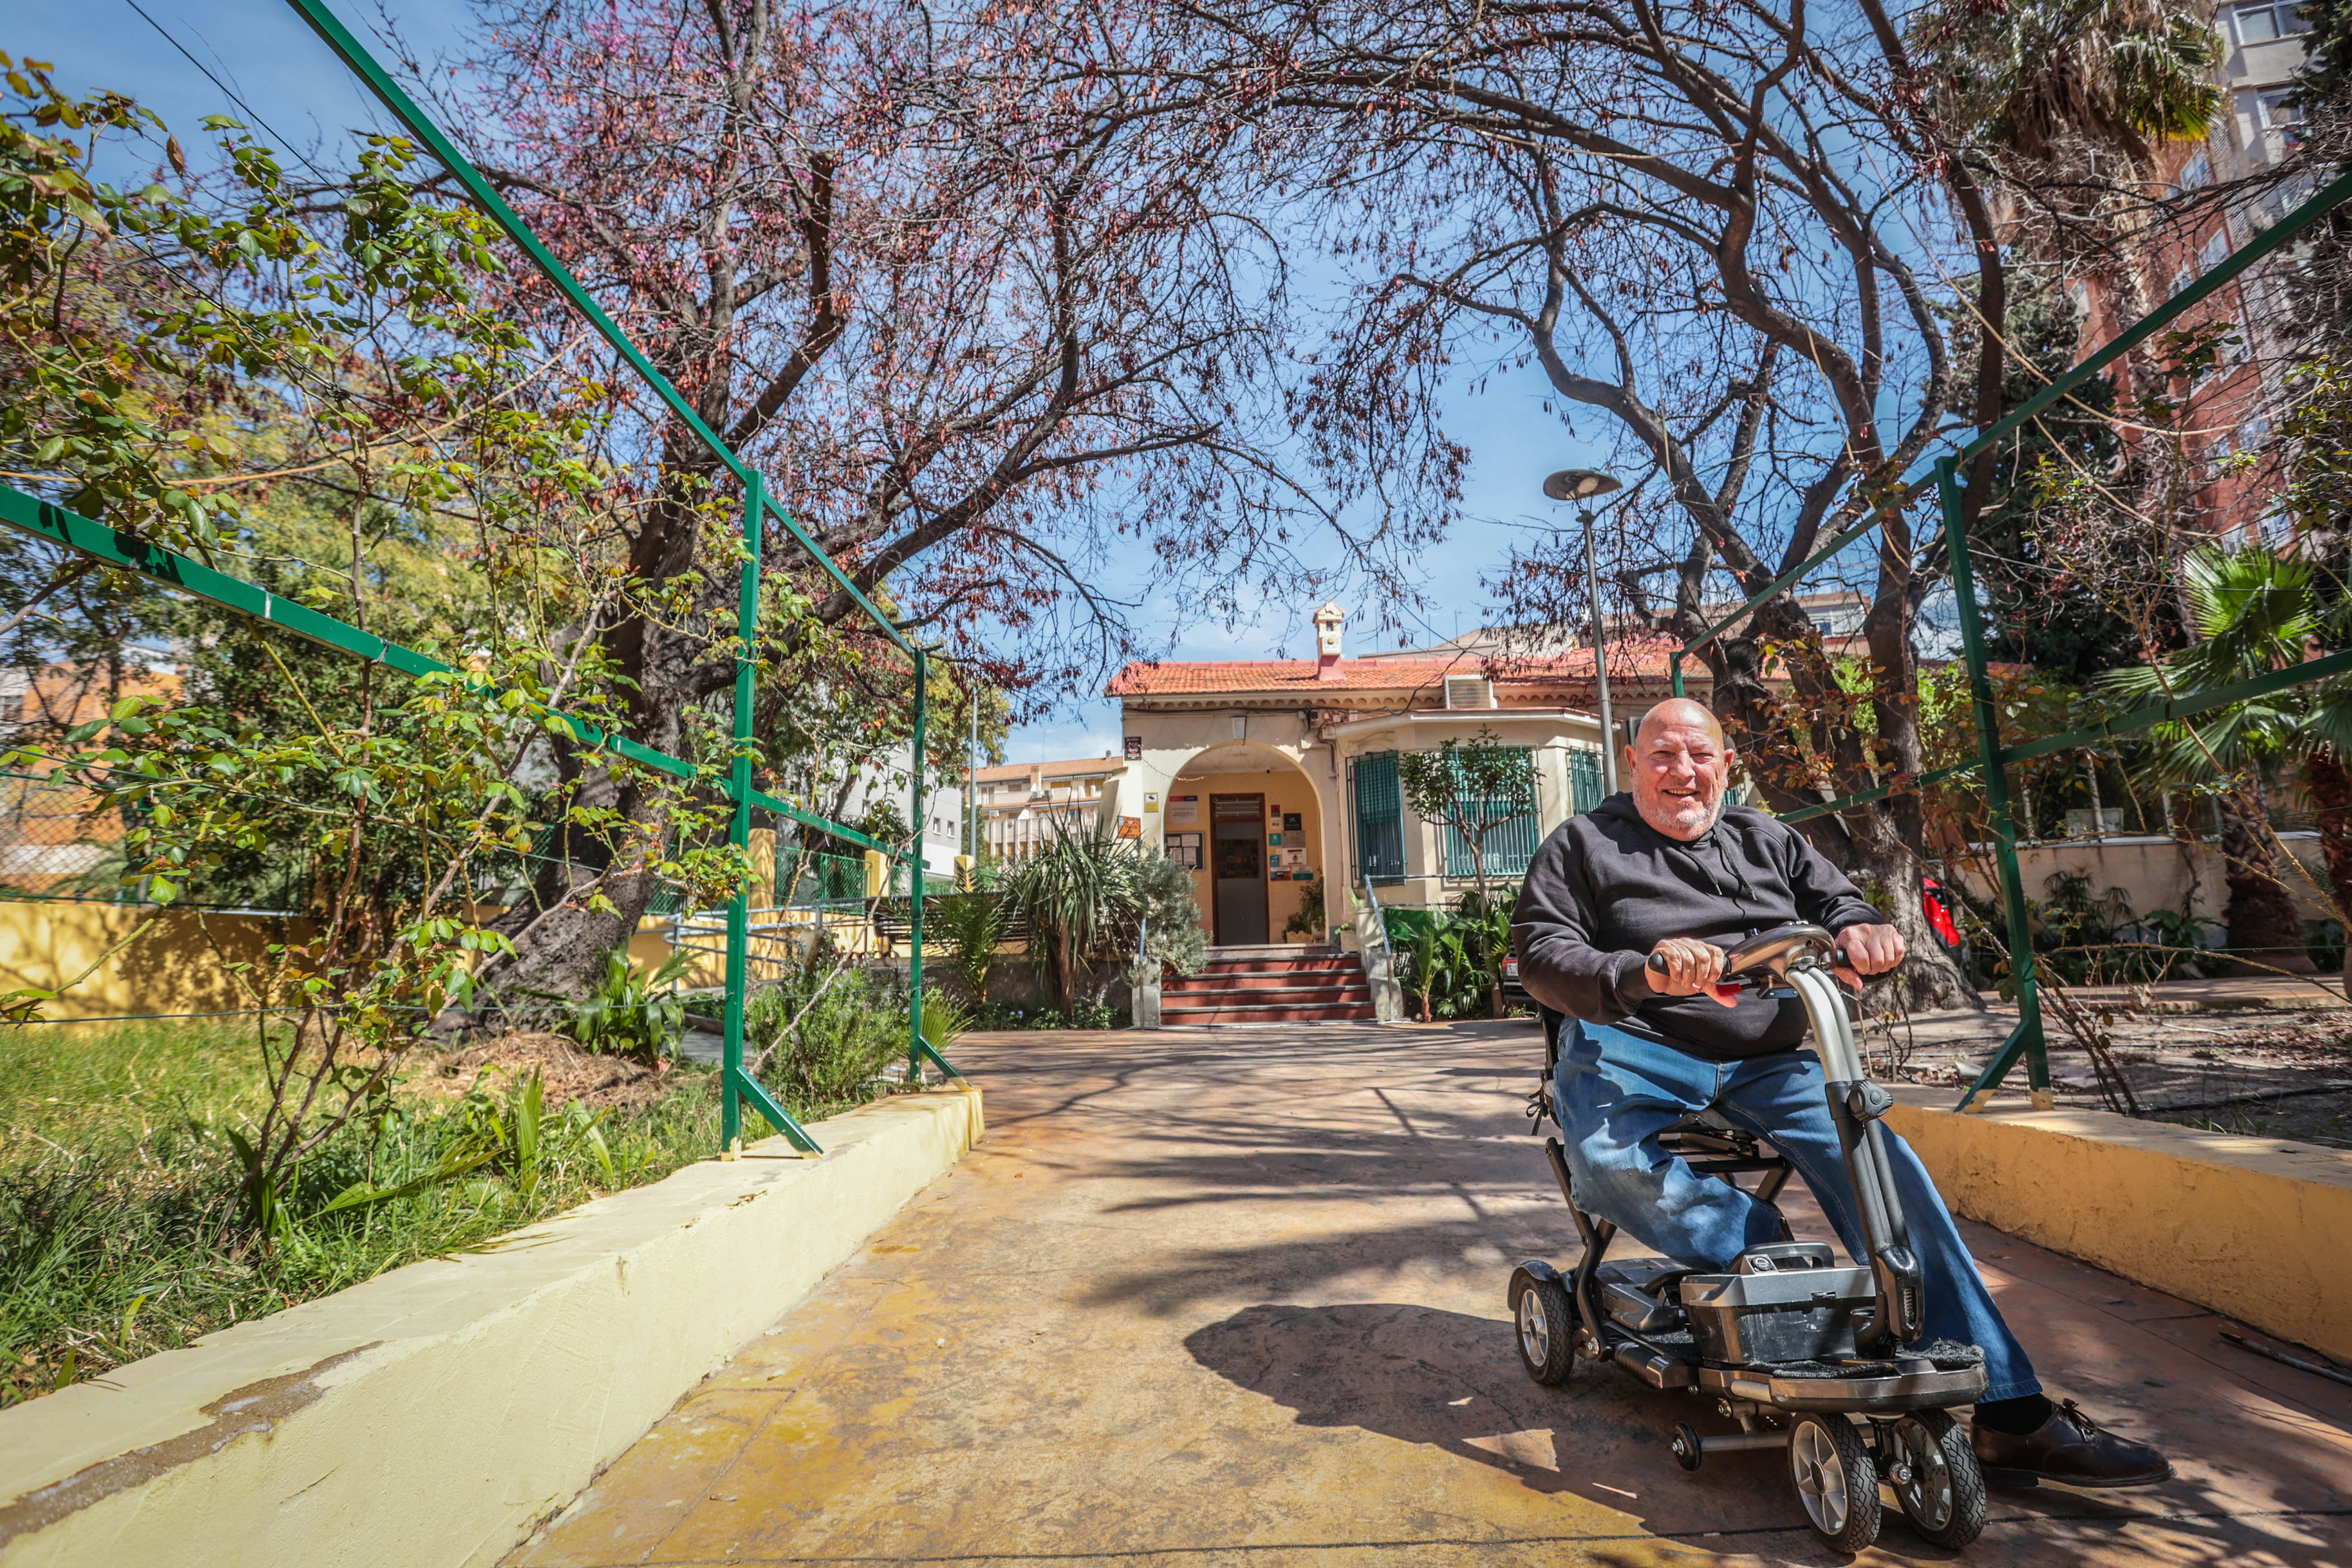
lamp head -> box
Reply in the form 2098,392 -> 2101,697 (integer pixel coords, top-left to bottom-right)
1543,467 -> 1623,502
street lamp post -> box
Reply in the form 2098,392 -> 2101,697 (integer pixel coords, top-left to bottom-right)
1579,512 -> 1619,797
1543,467 -> 1626,797
966,691 -> 980,873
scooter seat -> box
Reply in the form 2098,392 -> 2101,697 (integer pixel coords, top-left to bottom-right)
1661,1109 -> 1764,1160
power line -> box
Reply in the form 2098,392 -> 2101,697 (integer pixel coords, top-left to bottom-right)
118,0 -> 337,185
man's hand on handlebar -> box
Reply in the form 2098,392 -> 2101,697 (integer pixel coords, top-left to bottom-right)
1642,938 -> 1740,1008
1833,922 -> 1905,991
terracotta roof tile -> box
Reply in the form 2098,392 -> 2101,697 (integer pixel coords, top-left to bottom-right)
1106,639 -> 1699,697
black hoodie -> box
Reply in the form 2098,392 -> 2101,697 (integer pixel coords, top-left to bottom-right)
1510,794 -> 1882,1061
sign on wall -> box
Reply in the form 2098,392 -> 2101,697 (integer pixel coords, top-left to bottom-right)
1124,735 -> 1143,760
1168,795 -> 1199,826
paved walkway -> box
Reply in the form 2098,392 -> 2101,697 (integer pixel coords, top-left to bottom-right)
510,1022 -> 2352,1567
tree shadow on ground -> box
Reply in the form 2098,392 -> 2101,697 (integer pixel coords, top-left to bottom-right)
1183,1300 -> 2351,1566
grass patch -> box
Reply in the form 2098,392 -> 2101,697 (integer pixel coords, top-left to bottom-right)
0,1018 -> 732,1406
0,966 -> 938,1408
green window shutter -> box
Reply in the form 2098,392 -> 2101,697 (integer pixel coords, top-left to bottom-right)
1443,747 -> 1541,879
1353,752 -> 1405,881
1569,747 -> 1604,815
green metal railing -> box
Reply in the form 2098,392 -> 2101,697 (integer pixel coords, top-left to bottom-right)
0,0 -> 958,1153
1666,165 -> 2352,1113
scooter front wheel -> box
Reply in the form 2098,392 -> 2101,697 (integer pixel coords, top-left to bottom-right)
1788,1413 -> 1882,1554
1886,1409 -> 1986,1548
1507,1267 -> 1577,1386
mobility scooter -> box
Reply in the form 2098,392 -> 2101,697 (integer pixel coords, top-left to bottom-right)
1507,923 -> 1989,1552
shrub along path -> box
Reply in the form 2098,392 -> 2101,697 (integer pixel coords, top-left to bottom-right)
510,1022 -> 2352,1567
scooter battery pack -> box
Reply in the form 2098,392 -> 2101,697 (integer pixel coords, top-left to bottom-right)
1680,1265 -> 1873,1366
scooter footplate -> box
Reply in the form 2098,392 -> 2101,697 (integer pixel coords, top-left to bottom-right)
1699,1362 -> 1987,1412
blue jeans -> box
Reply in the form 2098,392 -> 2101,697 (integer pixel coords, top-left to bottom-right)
1554,1019 -> 2039,1403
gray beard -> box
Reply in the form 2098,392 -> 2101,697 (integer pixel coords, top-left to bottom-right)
1643,792 -> 1725,841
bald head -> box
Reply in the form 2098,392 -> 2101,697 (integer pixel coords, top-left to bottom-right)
1635,698 -> 1725,751
1626,698 -> 1737,841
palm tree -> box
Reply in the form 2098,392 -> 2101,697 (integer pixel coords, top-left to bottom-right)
1003,820 -> 1206,1014
1923,0 -> 2226,167
2101,547 -> 2345,976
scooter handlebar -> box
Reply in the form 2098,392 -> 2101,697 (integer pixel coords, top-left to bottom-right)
1643,942 -> 1849,975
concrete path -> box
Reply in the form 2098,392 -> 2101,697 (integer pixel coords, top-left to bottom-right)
510,1022 -> 2352,1567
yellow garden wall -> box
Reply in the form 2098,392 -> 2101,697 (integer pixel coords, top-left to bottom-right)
0,902 -> 308,1021
1888,1088 -> 2352,1363
0,1086 -> 985,1568
0,902 -> 708,1022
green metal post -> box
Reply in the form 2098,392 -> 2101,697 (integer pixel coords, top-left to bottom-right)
1938,459 -> 2050,1111
721,475 -> 821,1155
908,650 -> 927,1083
721,475 -> 761,1155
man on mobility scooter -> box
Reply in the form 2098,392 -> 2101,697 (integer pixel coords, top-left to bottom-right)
1510,697 -> 2170,1489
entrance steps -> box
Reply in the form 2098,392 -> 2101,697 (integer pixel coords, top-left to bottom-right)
1160,945 -> 1379,1024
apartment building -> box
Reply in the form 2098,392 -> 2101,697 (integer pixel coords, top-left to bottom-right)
2066,0 -> 2319,546
973,753 -> 1127,861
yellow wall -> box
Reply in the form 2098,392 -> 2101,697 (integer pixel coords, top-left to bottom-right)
1168,768 -> 1326,944
1947,834 -> 2338,927
0,1087 -> 985,1568
1888,1090 -> 2352,1363
0,901 -> 718,1022
0,902 -> 310,1021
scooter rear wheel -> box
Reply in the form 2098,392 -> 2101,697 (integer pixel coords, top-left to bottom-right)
1508,1268 -> 1577,1386
1886,1409 -> 1986,1548
1788,1413 -> 1881,1554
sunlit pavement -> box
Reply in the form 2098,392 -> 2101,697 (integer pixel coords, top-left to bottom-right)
508,1022 -> 2352,1567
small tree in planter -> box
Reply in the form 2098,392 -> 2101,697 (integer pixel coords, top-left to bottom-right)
1400,729 -> 1537,1016
1281,877 -> 1327,945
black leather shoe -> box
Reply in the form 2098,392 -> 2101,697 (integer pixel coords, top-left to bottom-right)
1971,1399 -> 2173,1489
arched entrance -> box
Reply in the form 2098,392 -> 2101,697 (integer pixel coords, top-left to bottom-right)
1168,742 -> 1327,948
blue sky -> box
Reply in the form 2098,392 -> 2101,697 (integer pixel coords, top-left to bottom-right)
16,0 -> 1698,761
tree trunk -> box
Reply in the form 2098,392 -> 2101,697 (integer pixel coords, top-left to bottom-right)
2299,748 -> 2352,988
1846,813 -> 1980,1014
1706,627 -> 1981,1015
2216,778 -> 2314,975
1471,854 -> 1504,1019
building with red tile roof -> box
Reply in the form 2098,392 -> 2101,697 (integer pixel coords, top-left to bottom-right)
1106,603 -> 1654,952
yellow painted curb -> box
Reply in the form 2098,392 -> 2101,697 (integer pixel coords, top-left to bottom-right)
1888,1089 -> 2352,1362
0,1085 -> 983,1568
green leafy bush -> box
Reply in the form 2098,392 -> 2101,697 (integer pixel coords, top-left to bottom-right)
549,948 -> 696,1057
1384,887 -> 1520,1021
1393,918 -> 1482,1021
1006,823 -> 1202,1014
1281,877 -> 1327,943
919,985 -> 971,1058
743,953 -> 905,1113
